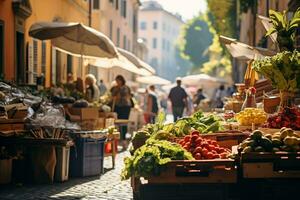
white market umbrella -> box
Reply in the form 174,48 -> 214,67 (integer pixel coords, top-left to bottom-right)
136,75 -> 171,85
117,48 -> 156,76
219,35 -> 276,60
29,22 -> 118,76
257,15 -> 277,44
181,74 -> 224,87
89,54 -> 143,75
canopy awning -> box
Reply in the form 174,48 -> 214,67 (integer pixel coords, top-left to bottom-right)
117,48 -> 156,75
219,35 -> 276,60
181,74 -> 225,87
136,75 -> 171,85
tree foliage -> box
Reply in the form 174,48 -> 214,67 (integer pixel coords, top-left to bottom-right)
178,15 -> 213,67
207,0 -> 237,39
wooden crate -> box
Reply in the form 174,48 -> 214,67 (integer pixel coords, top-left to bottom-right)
241,152 -> 300,179
0,119 -> 25,132
142,159 -> 237,184
132,159 -> 237,200
201,131 -> 250,149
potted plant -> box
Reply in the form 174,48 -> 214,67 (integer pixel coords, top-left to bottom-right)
266,8 -> 300,51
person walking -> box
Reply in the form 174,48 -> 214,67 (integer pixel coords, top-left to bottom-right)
85,74 -> 100,102
168,77 -> 188,122
147,85 -> 159,123
98,79 -> 107,96
215,85 -> 227,108
110,75 -> 132,149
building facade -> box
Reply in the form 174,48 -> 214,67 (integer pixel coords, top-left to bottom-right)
0,0 -> 142,88
138,1 -> 185,81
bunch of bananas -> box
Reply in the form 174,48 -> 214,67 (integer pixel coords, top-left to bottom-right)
235,108 -> 268,126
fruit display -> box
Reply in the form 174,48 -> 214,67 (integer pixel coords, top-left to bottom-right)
235,108 -> 268,126
267,107 -> 300,130
177,130 -> 231,160
238,128 -> 300,153
121,139 -> 194,180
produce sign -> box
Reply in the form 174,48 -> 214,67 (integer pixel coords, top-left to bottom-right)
177,130 -> 231,160
235,108 -> 267,126
267,107 -> 300,130
238,128 -> 300,153
121,139 -> 194,180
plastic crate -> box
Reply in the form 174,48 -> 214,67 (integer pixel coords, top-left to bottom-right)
55,146 -> 70,182
69,137 -> 105,177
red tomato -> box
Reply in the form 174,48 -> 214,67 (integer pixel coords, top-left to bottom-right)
214,147 -> 220,153
183,145 -> 189,150
202,148 -> 208,157
220,153 -> 228,159
185,142 -> 191,148
191,135 -> 199,142
194,153 -> 202,160
213,154 -> 220,159
211,150 -> 217,155
206,152 -> 214,159
194,146 -> 202,154
208,145 -> 216,151
218,148 -> 225,153
184,135 -> 191,142
191,130 -> 200,136
211,140 -> 217,146
195,138 -> 202,145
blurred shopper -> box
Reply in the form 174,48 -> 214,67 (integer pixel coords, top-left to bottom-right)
110,75 -> 132,148
194,88 -> 207,107
98,79 -> 107,96
85,74 -> 100,102
215,85 -> 227,108
168,77 -> 188,122
160,94 -> 168,113
147,85 -> 159,123
143,89 -> 151,123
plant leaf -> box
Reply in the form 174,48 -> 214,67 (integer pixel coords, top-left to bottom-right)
265,27 -> 277,36
269,9 -> 285,29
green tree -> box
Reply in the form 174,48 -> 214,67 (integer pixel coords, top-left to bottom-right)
178,15 -> 213,67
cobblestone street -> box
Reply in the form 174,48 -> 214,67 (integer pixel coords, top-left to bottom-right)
0,151 -> 132,200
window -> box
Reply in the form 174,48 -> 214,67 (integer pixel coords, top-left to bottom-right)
162,38 -> 165,50
67,54 -> 73,74
166,40 -> 170,51
150,57 -> 158,68
41,41 -> 46,75
152,38 -> 157,49
133,13 -> 137,33
140,22 -> 146,30
123,35 -> 127,49
121,0 -> 126,18
93,0 -> 100,9
153,21 -> 157,29
109,0 -> 114,4
115,0 -> 119,9
117,28 -> 120,46
109,20 -> 113,40
127,40 -> 131,51
142,38 -> 147,44
33,40 -> 38,83
0,21 -> 4,79
162,23 -> 166,31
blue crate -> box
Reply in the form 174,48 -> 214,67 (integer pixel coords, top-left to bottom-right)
69,137 -> 105,177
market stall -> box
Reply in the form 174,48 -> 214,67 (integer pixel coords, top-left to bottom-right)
122,8 -> 300,200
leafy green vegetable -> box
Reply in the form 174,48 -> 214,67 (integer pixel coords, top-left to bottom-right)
121,139 -> 194,180
252,51 -> 300,92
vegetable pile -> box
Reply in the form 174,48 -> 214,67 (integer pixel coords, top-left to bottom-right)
121,139 -> 193,180
235,108 -> 268,126
238,128 -> 300,153
252,51 -> 300,93
177,130 -> 231,160
267,107 -> 300,130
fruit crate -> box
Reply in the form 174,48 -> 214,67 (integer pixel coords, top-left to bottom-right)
132,159 -> 237,200
240,152 -> 300,179
201,131 -> 250,149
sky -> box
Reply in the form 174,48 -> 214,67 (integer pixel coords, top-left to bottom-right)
141,0 -> 207,20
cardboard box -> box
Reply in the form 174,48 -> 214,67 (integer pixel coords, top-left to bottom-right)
99,112 -> 118,119
68,107 -> 99,120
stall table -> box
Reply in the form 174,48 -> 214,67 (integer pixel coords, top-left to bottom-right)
105,131 -> 120,168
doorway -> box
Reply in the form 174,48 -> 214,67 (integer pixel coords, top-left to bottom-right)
16,31 -> 25,84
0,22 -> 4,79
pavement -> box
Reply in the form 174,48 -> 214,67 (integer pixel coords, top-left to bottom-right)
0,151 -> 133,200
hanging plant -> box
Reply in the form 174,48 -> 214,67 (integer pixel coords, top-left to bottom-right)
266,8 -> 300,51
